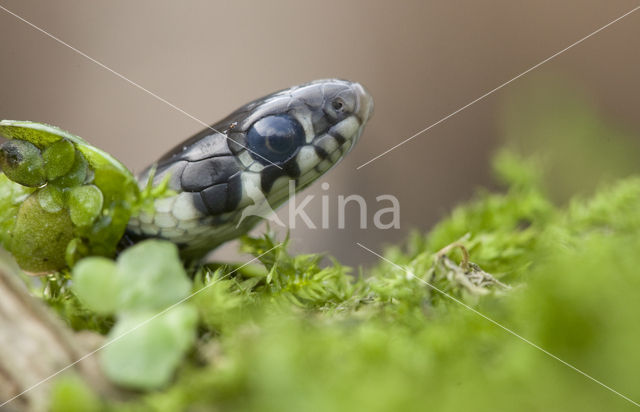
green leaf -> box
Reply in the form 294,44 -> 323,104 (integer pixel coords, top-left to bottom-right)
70,240 -> 198,390
72,257 -> 120,314
37,184 -> 64,213
9,193 -> 73,272
0,120 -> 66,147
50,376 -> 101,412
51,150 -> 88,188
0,173 -> 34,246
43,139 -> 76,180
0,121 -> 130,177
117,240 -> 192,311
0,140 -> 46,187
67,185 -> 104,227
100,305 -> 198,390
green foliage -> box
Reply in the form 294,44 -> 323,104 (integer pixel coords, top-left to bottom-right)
0,139 -> 46,187
101,306 -> 197,390
67,185 -> 104,227
72,240 -> 197,390
42,139 -> 76,180
239,234 -> 356,307
0,120 -> 139,271
9,193 -> 74,271
99,152 -> 638,411
191,234 -> 359,334
49,376 -> 101,412
92,150 -> 638,411
2,119 -> 635,410
0,121 -> 179,272
0,174 -> 34,245
382,150 -> 554,296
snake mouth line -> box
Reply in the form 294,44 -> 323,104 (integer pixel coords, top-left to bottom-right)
260,140 -> 352,214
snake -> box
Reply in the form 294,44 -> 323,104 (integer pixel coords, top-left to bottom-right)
126,79 -> 373,261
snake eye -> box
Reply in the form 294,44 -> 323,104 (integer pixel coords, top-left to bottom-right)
246,114 -> 306,164
332,98 -> 345,111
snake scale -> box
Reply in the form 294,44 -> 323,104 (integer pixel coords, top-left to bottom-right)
126,79 -> 373,261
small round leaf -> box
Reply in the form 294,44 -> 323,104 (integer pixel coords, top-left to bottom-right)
43,139 -> 76,180
68,185 -> 104,227
100,306 -> 198,389
52,150 -> 88,188
73,257 -> 120,314
0,140 -> 46,187
9,193 -> 73,272
117,240 -> 191,311
37,184 -> 65,213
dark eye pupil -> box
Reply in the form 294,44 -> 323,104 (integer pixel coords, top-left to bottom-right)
332,100 -> 344,111
246,114 -> 305,164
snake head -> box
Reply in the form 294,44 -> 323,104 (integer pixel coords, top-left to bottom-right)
225,79 -> 374,199
129,79 -> 373,260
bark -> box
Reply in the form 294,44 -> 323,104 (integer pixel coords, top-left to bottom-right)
0,250 -> 118,411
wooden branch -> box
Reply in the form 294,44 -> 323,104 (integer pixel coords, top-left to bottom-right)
0,250 -> 119,411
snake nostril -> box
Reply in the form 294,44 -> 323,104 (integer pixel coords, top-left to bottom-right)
331,99 -> 344,111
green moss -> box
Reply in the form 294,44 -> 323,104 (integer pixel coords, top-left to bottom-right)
49,376 -> 101,412
0,120 -> 636,410
92,151 -> 639,412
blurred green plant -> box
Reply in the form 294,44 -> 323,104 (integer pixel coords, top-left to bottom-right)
42,149 -> 640,411
72,240 -> 197,390
1,109 -> 639,411
47,148 -> 632,412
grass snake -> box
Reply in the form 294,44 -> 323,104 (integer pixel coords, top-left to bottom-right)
126,79 -> 373,261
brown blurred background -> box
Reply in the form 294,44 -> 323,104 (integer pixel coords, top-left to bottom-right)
1,0 -> 639,266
